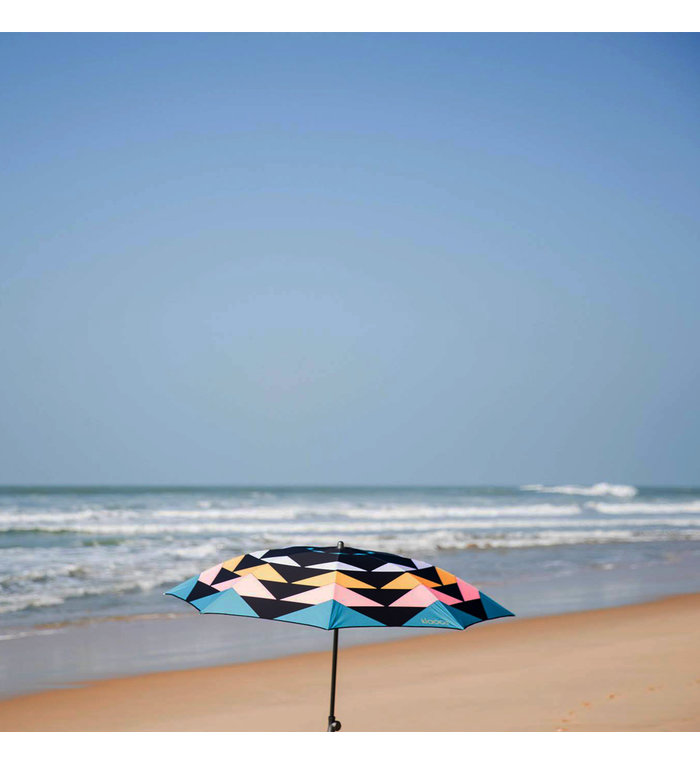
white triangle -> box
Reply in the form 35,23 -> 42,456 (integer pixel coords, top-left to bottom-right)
372,562 -> 412,572
264,555 -> 300,567
306,561 -> 366,571
411,559 -> 431,569
249,550 -> 269,559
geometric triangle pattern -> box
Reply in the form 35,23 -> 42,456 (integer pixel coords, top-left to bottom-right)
166,544 -> 514,631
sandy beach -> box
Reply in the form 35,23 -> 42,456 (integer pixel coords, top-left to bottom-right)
1,593 -> 698,732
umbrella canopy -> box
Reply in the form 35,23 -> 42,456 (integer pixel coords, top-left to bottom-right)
166,542 -> 513,730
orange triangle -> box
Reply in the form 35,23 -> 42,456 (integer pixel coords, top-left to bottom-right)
381,572 -> 442,589
436,567 -> 457,586
294,571 -> 375,589
234,563 -> 287,582
336,572 -> 376,589
292,572 -> 336,587
382,572 -> 427,589
221,555 -> 243,572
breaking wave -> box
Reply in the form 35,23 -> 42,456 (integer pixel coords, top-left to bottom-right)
2,516 -> 700,536
1,526 -> 699,616
153,503 -> 581,521
588,500 -> 700,514
2,484 -> 699,624
522,483 -> 638,498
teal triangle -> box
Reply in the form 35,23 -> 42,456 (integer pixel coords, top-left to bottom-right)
445,607 -> 482,629
479,592 -> 514,619
196,588 -> 259,618
403,601 -> 463,630
189,592 -> 224,612
328,602 -> 385,629
276,601 -> 334,629
165,575 -> 199,600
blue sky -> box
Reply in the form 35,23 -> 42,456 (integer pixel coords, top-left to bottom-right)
1,33 -> 698,485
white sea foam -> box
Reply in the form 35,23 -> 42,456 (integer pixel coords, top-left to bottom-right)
2,516 -> 699,536
154,507 -> 300,520
0,537 -> 233,615
0,560 -> 218,614
0,562 -> 86,585
1,524 -> 698,616
0,510 -> 138,524
2,485 -> 699,622
333,504 -> 581,519
247,528 -> 700,554
522,483 -> 638,498
152,503 -> 581,521
0,593 -> 67,614
589,501 -> 700,514
171,542 -> 223,560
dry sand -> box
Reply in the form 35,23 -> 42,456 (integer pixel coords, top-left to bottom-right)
1,594 -> 698,732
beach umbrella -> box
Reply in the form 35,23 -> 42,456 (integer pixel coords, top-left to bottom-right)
165,541 -> 513,731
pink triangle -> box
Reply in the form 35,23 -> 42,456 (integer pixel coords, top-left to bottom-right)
332,584 -> 382,607
200,564 -> 222,585
214,573 -> 274,599
389,585 -> 438,608
456,578 -> 480,602
282,583 -> 381,606
432,589 -> 462,606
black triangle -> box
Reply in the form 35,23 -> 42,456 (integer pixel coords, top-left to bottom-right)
211,568 -> 238,586
262,546 -> 309,558
186,580 -> 219,603
412,566 -> 442,586
351,588 -> 406,607
436,582 -> 463,601
350,606 -> 421,627
257,563 -> 308,583
336,570 -> 398,589
452,598 -> 487,620
261,580 -> 317,600
242,597 -> 310,620
235,554 -> 266,571
335,554 -> 383,571
288,552 -> 341,567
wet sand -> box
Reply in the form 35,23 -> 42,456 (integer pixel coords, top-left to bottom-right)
1,594 -> 698,731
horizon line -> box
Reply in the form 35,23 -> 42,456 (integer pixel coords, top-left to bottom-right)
0,482 -> 698,491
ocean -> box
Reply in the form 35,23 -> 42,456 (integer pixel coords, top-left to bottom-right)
2,483 -> 700,630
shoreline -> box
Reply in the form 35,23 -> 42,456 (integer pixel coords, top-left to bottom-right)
1,593 -> 698,731
3,569 -> 700,700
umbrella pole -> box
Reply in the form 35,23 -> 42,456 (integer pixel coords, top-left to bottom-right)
327,628 -> 341,731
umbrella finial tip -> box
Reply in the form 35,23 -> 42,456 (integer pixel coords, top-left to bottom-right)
337,540 -> 344,550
